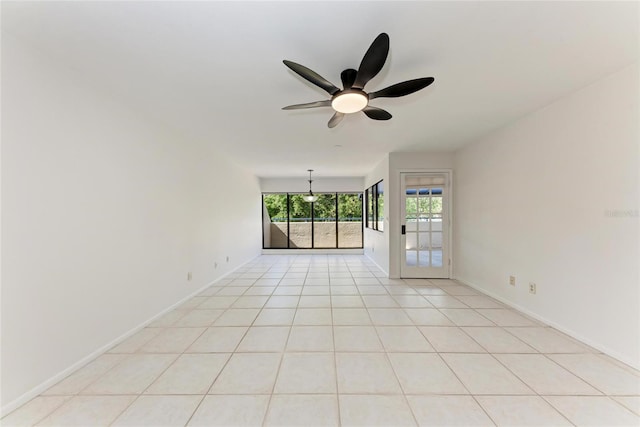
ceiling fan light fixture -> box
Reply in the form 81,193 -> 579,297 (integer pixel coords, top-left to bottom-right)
283,33 -> 434,127
331,91 -> 368,114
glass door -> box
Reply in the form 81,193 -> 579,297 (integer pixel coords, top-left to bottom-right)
262,193 -> 363,249
400,173 -> 450,278
288,194 -> 312,248
313,193 -> 337,248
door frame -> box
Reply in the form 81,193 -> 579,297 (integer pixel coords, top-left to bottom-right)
397,169 -> 452,279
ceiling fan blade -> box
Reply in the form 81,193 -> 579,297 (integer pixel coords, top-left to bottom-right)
283,60 -> 340,95
282,100 -> 332,110
363,106 -> 392,121
328,112 -> 345,128
368,77 -> 435,100
340,69 -> 358,90
352,33 -> 390,89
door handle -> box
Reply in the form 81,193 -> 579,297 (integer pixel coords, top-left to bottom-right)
401,225 -> 406,235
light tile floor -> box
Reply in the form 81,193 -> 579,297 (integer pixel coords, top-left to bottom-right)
3,255 -> 640,426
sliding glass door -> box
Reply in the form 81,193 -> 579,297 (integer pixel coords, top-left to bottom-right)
289,194 -> 312,248
338,193 -> 363,248
262,192 -> 363,249
313,193 -> 337,248
262,194 -> 288,248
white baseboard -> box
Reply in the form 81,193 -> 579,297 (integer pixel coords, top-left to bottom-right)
261,249 -> 364,255
454,276 -> 640,371
365,254 -> 389,277
0,256 -> 258,417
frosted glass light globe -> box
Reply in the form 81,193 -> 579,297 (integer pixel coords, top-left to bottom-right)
331,92 -> 368,114
303,193 -> 318,202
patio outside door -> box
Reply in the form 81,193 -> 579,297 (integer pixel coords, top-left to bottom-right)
400,173 -> 450,278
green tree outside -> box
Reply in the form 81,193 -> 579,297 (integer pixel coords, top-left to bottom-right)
405,194 -> 443,219
263,193 -> 362,222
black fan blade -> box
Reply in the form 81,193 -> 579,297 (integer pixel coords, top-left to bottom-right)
283,60 -> 340,95
341,69 -> 358,90
368,77 -> 435,100
352,33 -> 390,89
328,112 -> 345,128
282,100 -> 331,110
363,106 -> 392,120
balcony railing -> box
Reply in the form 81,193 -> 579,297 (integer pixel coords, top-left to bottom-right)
271,217 -> 362,223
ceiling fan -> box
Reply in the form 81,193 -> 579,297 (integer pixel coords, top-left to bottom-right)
282,33 -> 435,128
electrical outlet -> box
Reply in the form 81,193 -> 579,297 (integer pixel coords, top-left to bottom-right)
226,256 -> 229,263
529,282 -> 537,294
187,272 -> 192,281
509,276 -> 516,286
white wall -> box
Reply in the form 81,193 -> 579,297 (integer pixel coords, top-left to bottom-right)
364,156 -> 390,274
388,153 -> 454,278
363,152 -> 455,276
453,64 -> 639,368
1,36 -> 262,411
260,177 -> 364,193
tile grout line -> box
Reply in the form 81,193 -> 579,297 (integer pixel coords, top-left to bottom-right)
480,349 -> 579,425
181,265 -> 277,427
261,259 -> 307,426
103,310 -> 214,426
407,278 -> 522,426
10,255 -> 639,426
435,352 -> 499,426
329,272 -> 343,427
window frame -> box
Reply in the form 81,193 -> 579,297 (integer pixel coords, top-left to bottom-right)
262,192 -> 364,249
365,179 -> 384,232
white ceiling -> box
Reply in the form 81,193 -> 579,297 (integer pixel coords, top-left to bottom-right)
2,1 -> 638,178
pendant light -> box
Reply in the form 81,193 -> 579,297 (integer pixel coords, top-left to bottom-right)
302,169 -> 319,203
